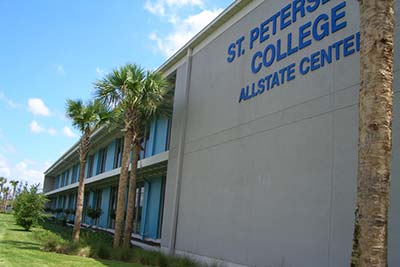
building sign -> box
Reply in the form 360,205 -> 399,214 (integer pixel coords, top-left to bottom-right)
226,0 -> 360,103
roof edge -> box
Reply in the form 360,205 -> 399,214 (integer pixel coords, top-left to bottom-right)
44,0 -> 252,176
157,0 -> 252,74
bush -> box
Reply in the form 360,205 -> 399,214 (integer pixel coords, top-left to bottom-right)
94,243 -> 111,259
33,218 -> 222,267
169,256 -> 199,267
86,207 -> 102,220
13,185 -> 47,231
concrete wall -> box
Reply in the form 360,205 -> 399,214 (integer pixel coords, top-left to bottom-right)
163,0 -> 400,266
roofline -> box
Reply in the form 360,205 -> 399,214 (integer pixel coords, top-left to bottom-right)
44,0 -> 252,176
44,126 -> 105,175
157,0 -> 252,74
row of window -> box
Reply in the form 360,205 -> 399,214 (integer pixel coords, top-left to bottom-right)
51,177 -> 166,239
53,118 -> 171,191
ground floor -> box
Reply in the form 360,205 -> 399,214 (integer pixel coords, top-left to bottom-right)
47,174 -> 166,243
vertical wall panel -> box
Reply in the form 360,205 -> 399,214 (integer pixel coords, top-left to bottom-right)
153,119 -> 169,155
105,141 -> 116,172
99,187 -> 111,228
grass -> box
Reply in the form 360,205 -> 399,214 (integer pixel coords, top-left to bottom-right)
0,213 -> 144,267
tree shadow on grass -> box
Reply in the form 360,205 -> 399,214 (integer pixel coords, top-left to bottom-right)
1,240 -> 41,251
94,259 -> 139,267
8,228 -> 29,232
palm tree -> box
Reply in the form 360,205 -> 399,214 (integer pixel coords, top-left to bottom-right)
9,180 -> 19,209
351,1 -> 395,266
66,99 -> 110,242
3,187 -> 10,211
0,177 -> 7,200
95,63 -> 171,247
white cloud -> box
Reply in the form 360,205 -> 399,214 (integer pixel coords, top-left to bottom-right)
0,129 -> 16,154
0,155 -> 50,187
63,126 -> 77,138
29,120 -> 45,133
145,0 -> 203,16
149,8 -> 223,57
0,91 -> 19,109
47,127 -> 57,136
29,120 -> 77,138
27,98 -> 51,116
54,64 -> 65,75
2,144 -> 16,154
0,154 -> 11,177
96,67 -> 105,76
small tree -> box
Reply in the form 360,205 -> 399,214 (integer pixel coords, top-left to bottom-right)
66,99 -> 111,242
2,187 -> 10,212
10,180 -> 19,209
0,177 -> 7,202
86,206 -> 102,226
13,184 -> 47,231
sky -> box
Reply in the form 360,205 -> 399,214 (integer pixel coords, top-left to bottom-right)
0,0 -> 232,187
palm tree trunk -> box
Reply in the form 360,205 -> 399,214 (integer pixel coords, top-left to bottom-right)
123,143 -> 141,247
11,185 -> 17,209
72,159 -> 87,242
3,191 -> 8,211
73,131 -> 90,242
351,1 -> 395,266
113,128 -> 134,248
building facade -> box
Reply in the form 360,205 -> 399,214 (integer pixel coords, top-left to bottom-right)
44,0 -> 400,266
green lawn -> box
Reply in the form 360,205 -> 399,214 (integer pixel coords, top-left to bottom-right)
0,213 -> 143,267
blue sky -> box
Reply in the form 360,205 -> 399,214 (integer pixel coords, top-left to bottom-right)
0,0 -> 231,186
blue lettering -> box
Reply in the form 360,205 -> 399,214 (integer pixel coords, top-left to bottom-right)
287,33 -> 299,56
251,51 -> 263,74
292,0 -> 305,23
299,21 -> 312,49
310,51 -> 321,71
239,87 -> 247,102
343,35 -> 355,57
270,12 -> 280,35
271,72 -> 280,88
331,39 -> 344,60
313,14 -> 330,41
250,83 -> 256,98
331,2 -> 347,33
280,4 -> 292,31
236,36 -> 245,57
258,78 -> 266,94
265,74 -> 273,91
259,20 -> 270,44
276,39 -> 288,61
320,47 -> 332,67
249,27 -> 260,50
356,32 -> 361,52
300,57 -> 310,75
263,44 -> 276,68
287,63 -> 296,81
306,0 -> 320,12
227,43 -> 236,63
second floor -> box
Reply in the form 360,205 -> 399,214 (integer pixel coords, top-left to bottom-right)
45,117 -> 171,192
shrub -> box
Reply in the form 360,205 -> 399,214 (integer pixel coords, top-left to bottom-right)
76,246 -> 91,257
109,209 -> 116,219
86,207 -> 102,220
94,243 -> 111,259
169,256 -> 199,267
13,185 -> 47,231
110,247 -> 133,262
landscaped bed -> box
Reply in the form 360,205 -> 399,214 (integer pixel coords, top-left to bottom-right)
0,213 -> 220,267
0,213 -> 139,267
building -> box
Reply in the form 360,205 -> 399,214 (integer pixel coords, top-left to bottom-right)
43,0 -> 400,266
